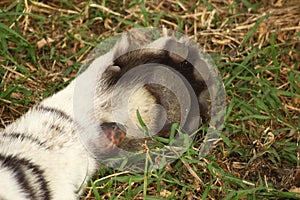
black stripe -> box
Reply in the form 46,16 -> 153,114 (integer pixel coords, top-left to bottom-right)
0,154 -> 51,200
0,132 -> 47,148
34,105 -> 73,123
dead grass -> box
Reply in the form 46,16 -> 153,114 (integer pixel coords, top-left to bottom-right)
0,0 -> 299,199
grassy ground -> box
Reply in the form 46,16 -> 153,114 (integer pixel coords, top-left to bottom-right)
0,0 -> 300,199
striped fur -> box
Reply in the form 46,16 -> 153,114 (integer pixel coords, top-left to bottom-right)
0,34 -> 210,199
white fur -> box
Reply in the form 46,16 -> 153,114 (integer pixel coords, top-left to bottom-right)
0,33 -> 210,199
0,35 -> 165,199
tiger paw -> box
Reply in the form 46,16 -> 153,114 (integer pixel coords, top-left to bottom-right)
100,122 -> 126,150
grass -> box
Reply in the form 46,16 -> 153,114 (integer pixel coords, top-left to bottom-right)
0,0 -> 300,199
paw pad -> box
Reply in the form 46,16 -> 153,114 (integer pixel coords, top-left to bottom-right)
100,122 -> 126,149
